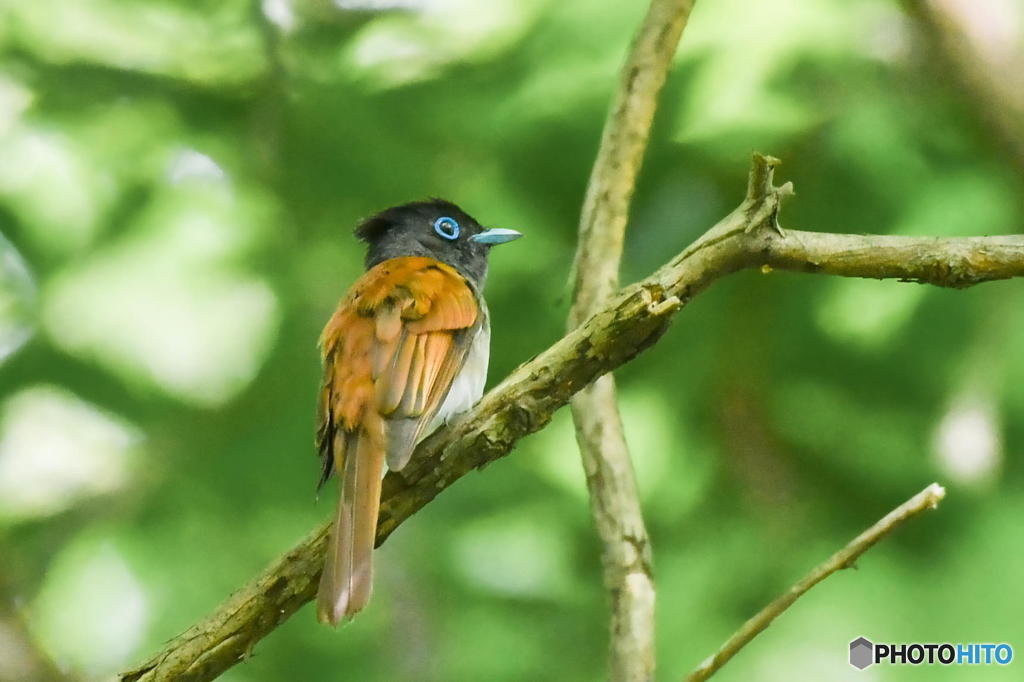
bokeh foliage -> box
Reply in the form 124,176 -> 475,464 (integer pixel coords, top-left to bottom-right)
0,0 -> 1022,680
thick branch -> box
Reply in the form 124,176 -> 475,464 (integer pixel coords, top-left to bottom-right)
567,1 -> 696,680
121,154 -> 1023,682
685,483 -> 947,682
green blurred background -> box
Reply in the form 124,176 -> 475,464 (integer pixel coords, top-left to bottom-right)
1,0 -> 1022,680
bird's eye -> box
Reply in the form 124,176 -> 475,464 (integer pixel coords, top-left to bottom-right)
433,216 -> 460,240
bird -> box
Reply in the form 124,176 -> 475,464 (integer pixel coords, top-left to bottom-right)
315,199 -> 521,625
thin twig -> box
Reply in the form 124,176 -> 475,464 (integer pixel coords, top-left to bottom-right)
568,1 -> 696,680
685,483 -> 947,682
121,156 -> 1022,682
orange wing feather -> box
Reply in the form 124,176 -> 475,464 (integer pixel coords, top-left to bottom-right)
318,256 -> 479,472
315,256 -> 480,624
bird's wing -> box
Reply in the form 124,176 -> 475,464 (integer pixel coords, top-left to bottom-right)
317,255 -> 480,479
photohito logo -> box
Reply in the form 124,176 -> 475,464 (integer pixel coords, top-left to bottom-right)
849,637 -> 1013,670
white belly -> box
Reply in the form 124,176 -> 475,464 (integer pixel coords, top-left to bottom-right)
429,318 -> 490,433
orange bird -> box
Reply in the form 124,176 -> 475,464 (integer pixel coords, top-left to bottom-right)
316,200 -> 521,624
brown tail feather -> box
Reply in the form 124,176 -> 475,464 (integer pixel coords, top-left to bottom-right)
317,432 -> 385,625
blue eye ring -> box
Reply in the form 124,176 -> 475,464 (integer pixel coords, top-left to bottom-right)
433,216 -> 460,240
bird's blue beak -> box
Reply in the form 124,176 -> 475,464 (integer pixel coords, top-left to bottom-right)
470,228 -> 522,245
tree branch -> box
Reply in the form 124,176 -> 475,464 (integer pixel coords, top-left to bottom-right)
121,154 -> 1023,682
685,483 -> 947,682
569,0 -> 697,324
567,1 -> 696,679
759,230 -> 1024,288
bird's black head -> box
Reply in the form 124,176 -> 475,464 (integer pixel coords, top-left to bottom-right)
355,199 -> 521,287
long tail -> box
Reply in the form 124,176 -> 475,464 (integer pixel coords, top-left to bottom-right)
317,432 -> 385,625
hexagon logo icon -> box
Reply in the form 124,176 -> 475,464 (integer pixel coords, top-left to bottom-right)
849,637 -> 874,670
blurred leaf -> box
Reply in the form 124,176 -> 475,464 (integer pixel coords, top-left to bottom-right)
31,531 -> 149,676
0,231 -> 35,364
1,0 -> 266,86
0,385 -> 138,521
42,179 -> 279,405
